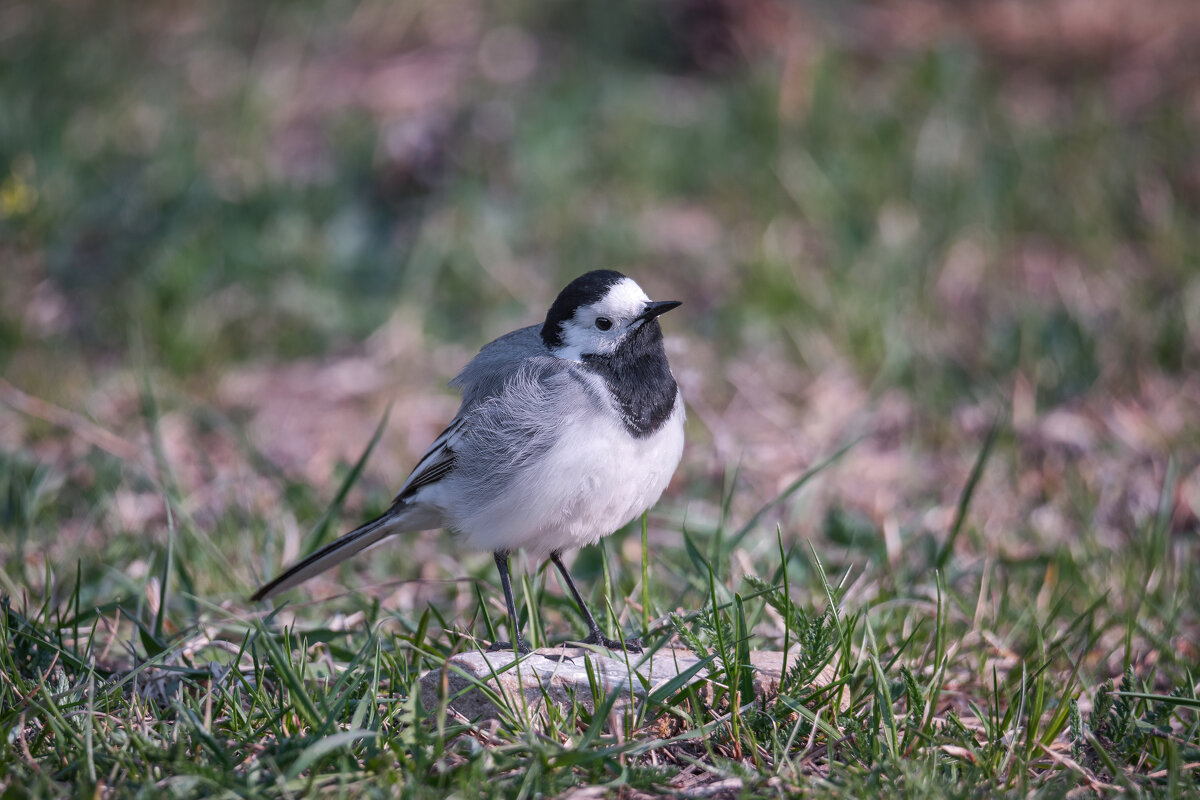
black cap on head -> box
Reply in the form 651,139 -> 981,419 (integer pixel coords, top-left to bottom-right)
541,270 -> 628,348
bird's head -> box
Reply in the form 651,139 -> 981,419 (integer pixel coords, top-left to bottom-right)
540,270 -> 680,361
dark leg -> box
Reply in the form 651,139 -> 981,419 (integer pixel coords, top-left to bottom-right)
550,551 -> 642,653
488,550 -> 531,653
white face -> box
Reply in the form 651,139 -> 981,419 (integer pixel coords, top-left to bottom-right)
551,277 -> 654,361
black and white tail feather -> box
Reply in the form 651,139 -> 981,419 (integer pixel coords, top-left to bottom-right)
249,415 -> 465,601
249,507 -> 401,601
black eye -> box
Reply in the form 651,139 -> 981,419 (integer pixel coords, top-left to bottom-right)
595,317 -> 613,331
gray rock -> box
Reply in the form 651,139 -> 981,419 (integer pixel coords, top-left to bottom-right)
418,645 -> 839,722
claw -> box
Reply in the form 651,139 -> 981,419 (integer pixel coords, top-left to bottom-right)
581,632 -> 643,653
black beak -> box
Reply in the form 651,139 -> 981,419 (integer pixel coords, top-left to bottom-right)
638,300 -> 682,321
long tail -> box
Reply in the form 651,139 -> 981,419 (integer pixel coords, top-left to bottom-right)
250,503 -> 407,601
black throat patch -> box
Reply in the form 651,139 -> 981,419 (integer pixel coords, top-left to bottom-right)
582,319 -> 678,438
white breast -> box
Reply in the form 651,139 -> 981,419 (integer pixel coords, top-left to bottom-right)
448,391 -> 685,556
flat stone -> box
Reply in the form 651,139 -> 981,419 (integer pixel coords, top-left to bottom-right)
418,645 -> 840,722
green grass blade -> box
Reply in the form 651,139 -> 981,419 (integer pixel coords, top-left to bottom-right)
302,405 -> 392,555
728,438 -> 860,550
935,420 -> 1000,571
256,622 -> 325,730
285,729 -> 380,780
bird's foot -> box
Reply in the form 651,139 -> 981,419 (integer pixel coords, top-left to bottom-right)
581,631 -> 643,653
487,638 -> 532,654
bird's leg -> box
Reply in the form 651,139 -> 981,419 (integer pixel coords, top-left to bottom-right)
488,550 -> 531,653
550,550 -> 643,653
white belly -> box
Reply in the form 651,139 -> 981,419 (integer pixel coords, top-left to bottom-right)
449,394 -> 685,556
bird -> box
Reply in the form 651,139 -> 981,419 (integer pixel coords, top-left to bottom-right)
251,270 -> 685,653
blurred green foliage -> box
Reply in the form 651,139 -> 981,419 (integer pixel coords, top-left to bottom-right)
1,0 -> 1195,413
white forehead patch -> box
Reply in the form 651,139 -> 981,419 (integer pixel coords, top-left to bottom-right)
587,277 -> 650,319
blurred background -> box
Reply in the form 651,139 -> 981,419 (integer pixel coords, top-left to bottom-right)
1,0 -> 1198,626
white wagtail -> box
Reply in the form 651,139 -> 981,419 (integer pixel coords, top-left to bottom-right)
252,270 -> 684,653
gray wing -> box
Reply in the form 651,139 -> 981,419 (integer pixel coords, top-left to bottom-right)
449,325 -> 546,408
393,324 -> 553,502
394,415 -> 464,499
449,355 -> 602,509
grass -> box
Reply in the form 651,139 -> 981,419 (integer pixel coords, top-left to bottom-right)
1,428 -> 1196,797
2,0 -> 1199,797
